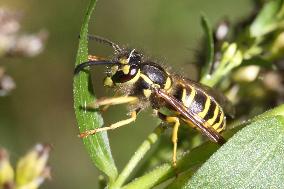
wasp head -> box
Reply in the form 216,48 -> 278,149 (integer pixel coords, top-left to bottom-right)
104,49 -> 142,87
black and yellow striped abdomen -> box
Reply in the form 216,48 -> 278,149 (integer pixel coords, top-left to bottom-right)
172,83 -> 226,133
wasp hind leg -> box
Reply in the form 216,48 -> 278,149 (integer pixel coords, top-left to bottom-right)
158,112 -> 180,167
79,110 -> 139,138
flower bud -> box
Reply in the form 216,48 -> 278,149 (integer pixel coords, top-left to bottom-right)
16,144 -> 51,189
231,50 -> 243,67
222,43 -> 237,63
232,65 -> 260,82
0,149 -> 14,188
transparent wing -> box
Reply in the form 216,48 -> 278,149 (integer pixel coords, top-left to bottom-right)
154,88 -> 226,145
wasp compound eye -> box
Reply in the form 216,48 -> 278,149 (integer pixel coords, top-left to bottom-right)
111,65 -> 139,83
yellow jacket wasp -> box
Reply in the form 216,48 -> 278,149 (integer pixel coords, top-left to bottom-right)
74,35 -> 234,166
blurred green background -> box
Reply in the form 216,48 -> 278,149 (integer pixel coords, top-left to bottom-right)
0,0 -> 252,188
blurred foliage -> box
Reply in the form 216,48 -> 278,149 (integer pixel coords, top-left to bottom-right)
0,144 -> 50,189
0,8 -> 47,96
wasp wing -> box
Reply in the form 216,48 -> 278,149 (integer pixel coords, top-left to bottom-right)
173,75 -> 235,118
154,88 -> 226,145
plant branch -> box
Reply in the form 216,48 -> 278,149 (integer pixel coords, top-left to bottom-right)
110,126 -> 165,189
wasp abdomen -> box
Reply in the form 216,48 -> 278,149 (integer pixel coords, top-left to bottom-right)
173,84 -> 226,132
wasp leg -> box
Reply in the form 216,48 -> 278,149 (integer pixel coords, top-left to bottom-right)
88,55 -> 107,61
101,104 -> 111,112
157,112 -> 180,167
168,117 -> 180,167
101,92 -> 125,112
87,96 -> 138,109
79,110 -> 138,138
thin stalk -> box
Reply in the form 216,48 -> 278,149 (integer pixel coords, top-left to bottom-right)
110,126 -> 165,189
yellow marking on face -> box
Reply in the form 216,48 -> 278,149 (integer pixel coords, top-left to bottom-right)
212,111 -> 224,130
198,94 -> 211,118
104,77 -> 114,87
119,58 -> 128,64
140,74 -> 153,84
125,69 -> 141,84
111,65 -> 118,74
122,65 -> 130,74
143,89 -> 152,98
207,105 -> 219,125
164,77 -> 172,90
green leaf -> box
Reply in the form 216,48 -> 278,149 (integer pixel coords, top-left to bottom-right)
122,105 -> 284,189
164,169 -> 196,189
255,104 -> 284,119
183,115 -> 284,189
250,0 -> 284,37
150,105 -> 284,188
200,14 -> 214,78
73,0 -> 118,182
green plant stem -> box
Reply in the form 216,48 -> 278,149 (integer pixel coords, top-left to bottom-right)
110,126 -> 165,189
122,142 -> 220,189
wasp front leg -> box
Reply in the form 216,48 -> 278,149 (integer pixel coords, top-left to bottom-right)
87,96 -> 138,109
79,109 -> 140,138
158,112 -> 180,167
88,55 -> 107,61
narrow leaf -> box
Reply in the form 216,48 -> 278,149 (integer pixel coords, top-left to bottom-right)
183,116 -> 284,188
73,0 -> 118,182
200,14 -> 214,78
250,0 -> 284,37
241,57 -> 276,69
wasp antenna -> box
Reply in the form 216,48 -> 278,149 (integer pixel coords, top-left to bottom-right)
88,35 -> 122,53
74,60 -> 115,75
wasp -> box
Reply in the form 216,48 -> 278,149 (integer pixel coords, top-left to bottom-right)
74,35 -> 234,166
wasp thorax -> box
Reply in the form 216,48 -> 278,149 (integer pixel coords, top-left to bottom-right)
139,62 -> 172,92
